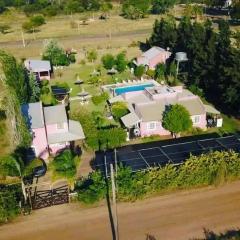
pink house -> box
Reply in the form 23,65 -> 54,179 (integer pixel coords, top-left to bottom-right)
135,46 -> 172,70
22,102 -> 85,161
109,84 -> 207,138
24,59 -> 51,81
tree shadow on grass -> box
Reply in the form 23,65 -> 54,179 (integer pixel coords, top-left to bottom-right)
191,228 -> 240,240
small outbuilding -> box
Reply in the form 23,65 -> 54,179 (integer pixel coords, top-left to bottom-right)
24,59 -> 51,81
135,46 -> 171,70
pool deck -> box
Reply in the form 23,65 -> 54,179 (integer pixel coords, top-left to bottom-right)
102,79 -> 160,97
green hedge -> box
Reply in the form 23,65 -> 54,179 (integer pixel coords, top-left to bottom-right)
0,184 -> 22,224
76,150 -> 240,204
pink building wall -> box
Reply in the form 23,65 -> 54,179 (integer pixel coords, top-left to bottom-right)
140,121 -> 171,137
32,128 -> 49,160
140,113 -> 207,137
148,52 -> 171,69
123,91 -> 145,100
37,71 -> 51,81
191,114 -> 207,129
32,123 -> 70,159
137,52 -> 171,70
49,142 -> 70,155
152,92 -> 178,101
171,86 -> 183,93
136,56 -> 147,66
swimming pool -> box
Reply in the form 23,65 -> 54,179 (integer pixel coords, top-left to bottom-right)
114,83 -> 154,95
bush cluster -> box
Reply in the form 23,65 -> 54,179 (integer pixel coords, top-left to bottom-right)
92,92 -> 109,105
111,101 -> 129,120
72,109 -> 126,150
0,184 -> 22,224
101,52 -> 128,73
49,149 -> 80,183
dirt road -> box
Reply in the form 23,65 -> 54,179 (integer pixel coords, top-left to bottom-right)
1,181 -> 240,240
0,29 -> 151,47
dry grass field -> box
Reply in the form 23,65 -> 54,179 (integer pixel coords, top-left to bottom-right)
0,4 -> 186,58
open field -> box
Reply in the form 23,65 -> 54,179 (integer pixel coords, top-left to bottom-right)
0,7 -> 163,59
0,5 -> 187,59
1,180 -> 240,240
0,8 -> 163,43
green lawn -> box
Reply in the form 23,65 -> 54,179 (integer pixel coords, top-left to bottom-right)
218,115 -> 240,135
49,52 -> 135,113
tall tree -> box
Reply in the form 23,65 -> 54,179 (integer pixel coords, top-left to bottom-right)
0,51 -> 29,104
152,0 -> 176,14
148,16 -> 177,49
115,52 -> 128,72
122,0 -> 151,19
28,73 -> 40,103
214,20 -> 232,98
162,104 -> 193,138
42,39 -> 69,66
0,51 -> 31,147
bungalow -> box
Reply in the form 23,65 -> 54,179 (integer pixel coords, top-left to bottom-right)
135,46 -> 172,70
24,59 -> 51,81
108,84 -> 222,138
21,102 -> 85,161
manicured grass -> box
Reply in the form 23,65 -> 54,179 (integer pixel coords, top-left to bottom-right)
49,50 -> 136,112
200,98 -> 240,135
218,114 -> 240,134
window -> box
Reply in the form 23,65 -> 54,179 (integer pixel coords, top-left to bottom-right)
192,115 -> 200,124
147,122 -> 156,130
57,122 -> 64,129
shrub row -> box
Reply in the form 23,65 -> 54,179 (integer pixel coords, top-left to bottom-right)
76,150 -> 240,204
0,184 -> 22,224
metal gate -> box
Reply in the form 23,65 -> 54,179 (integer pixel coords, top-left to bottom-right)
30,185 -> 69,210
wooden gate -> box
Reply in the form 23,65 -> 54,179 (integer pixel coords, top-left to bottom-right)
30,185 -> 69,210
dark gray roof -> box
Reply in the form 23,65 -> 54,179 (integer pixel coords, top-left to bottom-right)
24,59 -> 51,72
21,102 -> 45,129
43,105 -> 67,124
47,120 -> 85,144
142,46 -> 171,60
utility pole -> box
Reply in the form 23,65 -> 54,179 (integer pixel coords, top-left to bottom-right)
21,30 -> 26,48
110,164 -> 119,240
104,154 -> 108,177
114,148 -> 118,190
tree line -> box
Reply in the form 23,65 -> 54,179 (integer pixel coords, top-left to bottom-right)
0,51 -> 42,223
0,0 -> 240,21
0,0 -> 113,16
147,16 -> 240,116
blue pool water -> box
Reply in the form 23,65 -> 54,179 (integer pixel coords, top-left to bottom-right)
115,83 -> 154,95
